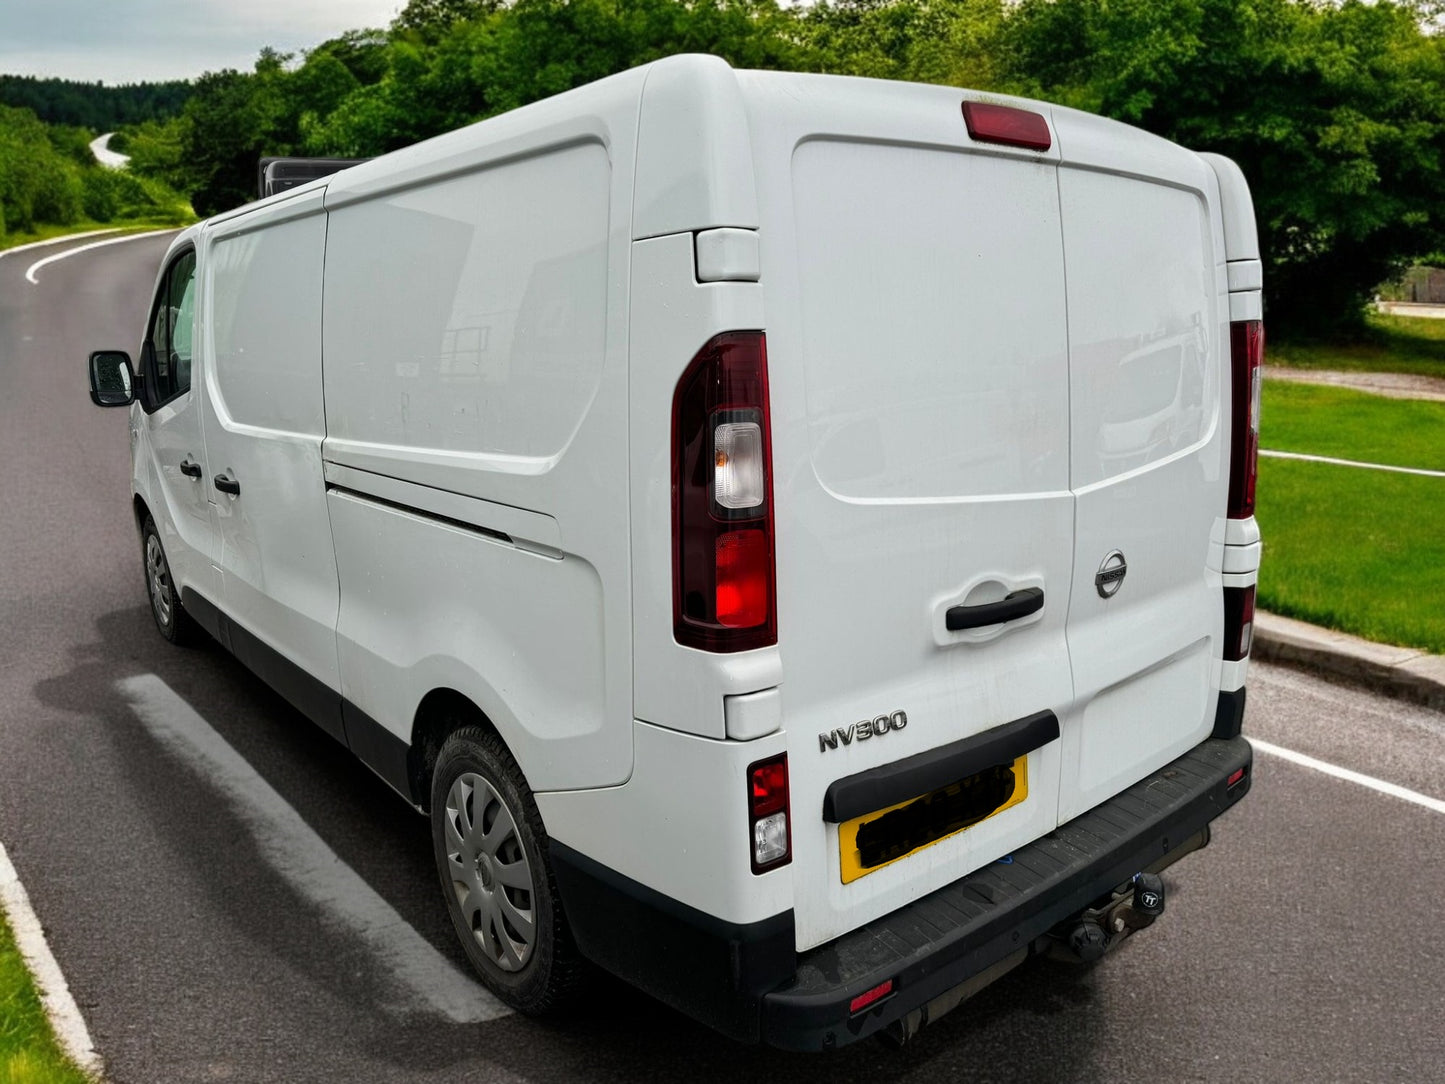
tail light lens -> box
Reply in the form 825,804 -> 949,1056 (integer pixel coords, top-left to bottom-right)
672,332 -> 777,652
749,754 -> 791,872
1228,320 -> 1264,519
1222,584 -> 1255,661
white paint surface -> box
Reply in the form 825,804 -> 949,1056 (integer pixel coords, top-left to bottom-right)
117,674 -> 509,1024
0,842 -> 104,1076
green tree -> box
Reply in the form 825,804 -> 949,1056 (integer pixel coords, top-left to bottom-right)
1001,0 -> 1445,334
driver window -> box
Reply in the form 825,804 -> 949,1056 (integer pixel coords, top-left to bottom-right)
146,250 -> 197,406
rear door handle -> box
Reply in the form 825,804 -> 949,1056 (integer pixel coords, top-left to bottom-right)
213,472 -> 240,496
946,587 -> 1044,631
179,458 -> 202,479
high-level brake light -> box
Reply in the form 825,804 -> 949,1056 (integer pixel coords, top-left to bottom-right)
961,101 -> 1052,151
672,332 -> 777,652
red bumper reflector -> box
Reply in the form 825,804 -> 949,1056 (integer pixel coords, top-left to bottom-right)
962,101 -> 1052,151
1228,767 -> 1247,788
849,979 -> 895,1015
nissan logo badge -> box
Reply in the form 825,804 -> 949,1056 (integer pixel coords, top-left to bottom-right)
1095,550 -> 1127,599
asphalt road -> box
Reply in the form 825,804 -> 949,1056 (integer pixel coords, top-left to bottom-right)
2,233 -> 1443,1083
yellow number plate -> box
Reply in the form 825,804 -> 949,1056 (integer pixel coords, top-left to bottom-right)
838,756 -> 1029,884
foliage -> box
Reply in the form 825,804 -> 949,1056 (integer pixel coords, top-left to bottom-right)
797,0 -> 1006,88
0,105 -> 83,234
26,0 -> 1442,340
0,103 -> 190,240
997,0 -> 1445,335
0,74 -> 190,130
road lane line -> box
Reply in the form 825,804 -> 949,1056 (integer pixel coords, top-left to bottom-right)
1260,449 -> 1445,479
25,229 -> 178,285
0,842 -> 104,1077
0,228 -> 123,260
117,674 -> 509,1024
1252,738 -> 1445,815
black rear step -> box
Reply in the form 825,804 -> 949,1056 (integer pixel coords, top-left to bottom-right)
763,735 -> 1253,1050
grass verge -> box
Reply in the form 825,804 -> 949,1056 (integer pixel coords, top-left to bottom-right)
0,911 -> 93,1084
1271,311 -> 1445,380
1261,382 -> 1445,472
1258,381 -> 1445,652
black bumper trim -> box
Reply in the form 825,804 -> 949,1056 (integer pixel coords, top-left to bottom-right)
762,735 -> 1253,1050
549,842 -> 796,1044
1213,686 -> 1247,739
823,709 -> 1059,823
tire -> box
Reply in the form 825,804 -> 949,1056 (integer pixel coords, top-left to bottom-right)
430,725 -> 584,1014
141,515 -> 200,646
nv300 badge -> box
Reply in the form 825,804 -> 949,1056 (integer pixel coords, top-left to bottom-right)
819,711 -> 908,753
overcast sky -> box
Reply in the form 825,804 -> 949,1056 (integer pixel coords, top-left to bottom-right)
0,0 -> 406,85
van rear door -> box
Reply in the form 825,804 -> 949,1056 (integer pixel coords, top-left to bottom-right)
1050,112 -> 1230,822
741,76 -> 1077,950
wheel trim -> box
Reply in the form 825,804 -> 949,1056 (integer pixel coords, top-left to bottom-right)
445,772 -> 536,972
146,534 -> 173,627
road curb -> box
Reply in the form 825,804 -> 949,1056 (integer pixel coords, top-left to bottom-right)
1255,611 -> 1445,712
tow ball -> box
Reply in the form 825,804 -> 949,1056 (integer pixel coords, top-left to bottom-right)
1055,873 -> 1167,963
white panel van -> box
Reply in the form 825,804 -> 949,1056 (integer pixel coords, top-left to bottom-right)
88,55 -> 1262,1049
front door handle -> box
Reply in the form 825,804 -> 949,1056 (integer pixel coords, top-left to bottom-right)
947,587 -> 1044,631
179,458 -> 202,479
213,472 -> 240,496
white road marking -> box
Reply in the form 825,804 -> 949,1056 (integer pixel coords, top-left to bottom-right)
1252,738 -> 1445,816
118,674 -> 510,1024
25,229 -> 177,285
1260,449 -> 1445,479
0,842 -> 104,1077
0,228 -> 123,261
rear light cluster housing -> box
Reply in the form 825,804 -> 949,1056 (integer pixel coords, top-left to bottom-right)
671,331 -> 777,652
1224,318 -> 1264,661
748,754 -> 791,873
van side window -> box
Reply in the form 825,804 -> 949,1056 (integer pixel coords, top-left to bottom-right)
144,250 -> 197,408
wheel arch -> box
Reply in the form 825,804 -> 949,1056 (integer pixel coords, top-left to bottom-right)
132,493 -> 152,536
409,688 -> 514,813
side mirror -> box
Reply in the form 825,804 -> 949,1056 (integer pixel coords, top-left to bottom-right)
89,350 -> 136,407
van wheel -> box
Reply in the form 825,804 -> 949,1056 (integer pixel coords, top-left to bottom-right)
430,725 -> 583,1014
141,516 -> 199,646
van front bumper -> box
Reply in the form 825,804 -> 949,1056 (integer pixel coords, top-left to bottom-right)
551,734 -> 1252,1049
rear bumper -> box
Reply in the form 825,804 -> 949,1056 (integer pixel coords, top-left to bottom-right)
552,734 -> 1253,1048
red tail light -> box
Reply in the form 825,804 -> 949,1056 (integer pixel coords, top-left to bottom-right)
1222,584 -> 1255,662
1228,320 -> 1264,519
748,754 -> 791,873
672,332 -> 777,652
